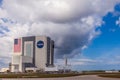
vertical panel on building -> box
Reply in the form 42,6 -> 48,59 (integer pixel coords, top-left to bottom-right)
12,38 -> 22,72
46,37 -> 50,67
22,36 -> 35,65
12,55 -> 20,72
24,41 -> 33,57
50,40 -> 54,66
35,36 -> 47,69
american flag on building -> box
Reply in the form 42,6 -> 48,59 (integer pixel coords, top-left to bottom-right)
14,39 -> 21,53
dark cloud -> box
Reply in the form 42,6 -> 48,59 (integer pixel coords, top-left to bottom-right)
0,0 -> 119,60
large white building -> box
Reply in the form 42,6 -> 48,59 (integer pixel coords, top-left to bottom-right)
11,36 -> 54,72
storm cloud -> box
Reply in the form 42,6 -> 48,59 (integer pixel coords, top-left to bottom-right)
0,0 -> 119,60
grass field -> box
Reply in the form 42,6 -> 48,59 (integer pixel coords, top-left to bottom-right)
98,73 -> 120,78
0,72 -> 120,78
82,72 -> 120,78
0,73 -> 80,78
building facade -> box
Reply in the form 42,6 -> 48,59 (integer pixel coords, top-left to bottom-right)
11,36 -> 54,72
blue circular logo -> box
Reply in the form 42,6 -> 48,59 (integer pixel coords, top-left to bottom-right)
37,41 -> 44,48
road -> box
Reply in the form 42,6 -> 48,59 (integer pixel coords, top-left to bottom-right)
1,75 -> 120,80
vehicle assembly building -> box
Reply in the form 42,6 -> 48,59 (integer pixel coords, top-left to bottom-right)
11,36 -> 54,72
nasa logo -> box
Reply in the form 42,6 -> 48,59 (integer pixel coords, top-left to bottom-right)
37,41 -> 44,48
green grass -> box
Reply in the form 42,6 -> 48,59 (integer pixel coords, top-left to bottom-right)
0,73 -> 80,78
1,72 -> 120,78
82,72 -> 120,78
98,73 -> 120,78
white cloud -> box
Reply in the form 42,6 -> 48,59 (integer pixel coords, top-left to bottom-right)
109,29 -> 116,32
2,0 -> 119,23
55,48 -> 120,70
116,17 -> 120,26
0,8 -> 8,18
95,48 -> 120,65
55,58 -> 97,66
0,0 -> 119,68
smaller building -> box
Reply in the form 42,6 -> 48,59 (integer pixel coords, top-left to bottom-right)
45,67 -> 58,71
0,68 -> 9,72
105,70 -> 119,73
25,67 -> 38,72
